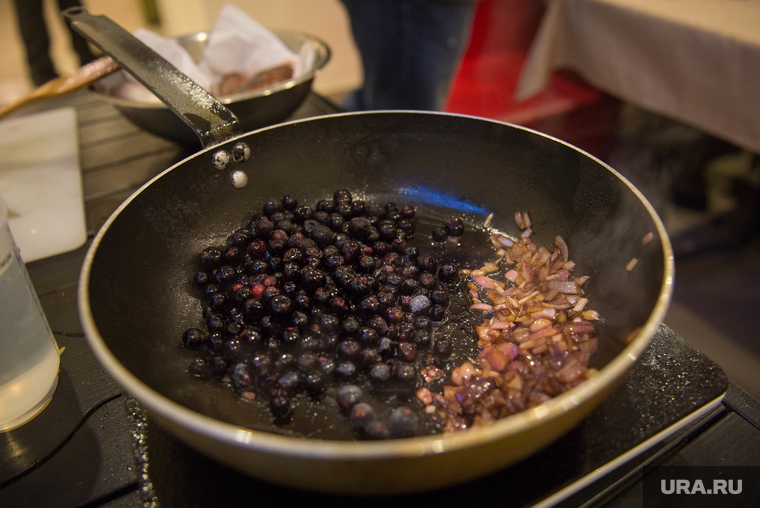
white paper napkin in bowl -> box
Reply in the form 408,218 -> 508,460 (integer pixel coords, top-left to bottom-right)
110,3 -> 317,101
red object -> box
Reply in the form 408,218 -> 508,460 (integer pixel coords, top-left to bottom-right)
445,0 -> 619,158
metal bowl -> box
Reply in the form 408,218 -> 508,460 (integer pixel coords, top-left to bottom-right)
90,30 -> 331,147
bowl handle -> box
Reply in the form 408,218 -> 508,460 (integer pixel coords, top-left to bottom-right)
63,7 -> 242,148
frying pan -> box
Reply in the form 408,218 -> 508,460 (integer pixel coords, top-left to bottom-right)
68,8 -> 674,494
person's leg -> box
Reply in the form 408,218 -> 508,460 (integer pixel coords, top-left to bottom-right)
58,0 -> 96,66
341,0 -> 476,111
341,0 -> 405,111
400,0 -> 476,110
13,0 -> 58,86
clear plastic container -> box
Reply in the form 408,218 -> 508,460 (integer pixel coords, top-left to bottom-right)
0,195 -> 60,432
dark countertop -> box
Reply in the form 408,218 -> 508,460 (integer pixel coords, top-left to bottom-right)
1,91 -> 759,507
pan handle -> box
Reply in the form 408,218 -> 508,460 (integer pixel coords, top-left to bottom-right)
62,7 -> 242,148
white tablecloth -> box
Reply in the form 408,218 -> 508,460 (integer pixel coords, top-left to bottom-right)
517,0 -> 760,154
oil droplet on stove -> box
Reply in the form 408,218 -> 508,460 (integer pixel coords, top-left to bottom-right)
212,149 -> 231,170
232,142 -> 251,162
231,170 -> 248,189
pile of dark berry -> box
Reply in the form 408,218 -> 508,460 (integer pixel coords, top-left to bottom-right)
182,190 -> 464,439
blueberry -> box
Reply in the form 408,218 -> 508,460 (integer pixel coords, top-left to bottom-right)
283,247 -> 304,264
359,295 -> 381,315
269,294 -> 293,315
432,227 -> 448,242
299,334 -> 324,352
313,285 -> 339,305
333,189 -> 353,205
439,264 -> 458,283
319,356 -> 337,377
329,296 -> 351,317
396,322 -> 415,342
224,321 -> 243,339
416,252 -> 438,273
377,222 -> 396,241
247,259 -> 269,275
336,385 -> 363,414
377,291 -> 397,308
349,402 -> 376,430
301,267 -> 326,292
319,313 -> 340,333
413,315 -> 432,331
363,420 -> 391,440
297,352 -> 319,373
372,241 -> 390,257
433,337 -> 453,358
384,306 -> 405,324
194,272 -> 211,288
409,295 -> 431,314
234,285 -> 253,305
316,199 -> 334,213
229,229 -> 251,247
214,265 -> 237,285
367,315 -> 389,336
206,313 -> 226,332
328,213 -> 345,231
337,340 -> 362,362
189,358 -> 209,377
222,338 -> 246,363
276,370 -> 301,394
182,328 -> 206,350
400,205 -> 415,219
303,371 -> 326,395
254,218 -> 275,238
240,327 -> 262,347
209,356 -> 228,378
361,348 -> 381,367
243,298 -> 264,321
400,278 -> 420,295
430,289 -> 449,305
341,316 -> 361,337
419,272 -> 437,290
270,396 -> 292,420
397,219 -> 414,236
314,211 -> 330,226
333,233 -> 350,249
413,329 -> 431,348
294,294 -> 311,311
377,337 -> 395,358
282,195 -> 298,211
347,217 -> 373,240
263,200 -> 282,216
282,328 -> 301,346
445,217 -> 464,237
429,304 -> 447,322
389,407 -> 419,438
200,247 -> 223,270
349,200 -> 363,215
207,331 -> 224,353
335,361 -> 358,380
309,223 -> 335,248
358,327 -> 379,345
230,362 -> 253,390
397,342 -> 418,363
274,352 -> 295,371
294,205 -> 314,223
368,362 -> 392,386
394,363 -> 417,385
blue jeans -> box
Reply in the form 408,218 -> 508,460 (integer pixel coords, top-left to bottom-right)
341,0 -> 477,111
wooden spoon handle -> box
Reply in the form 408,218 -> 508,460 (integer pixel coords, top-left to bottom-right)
0,56 -> 120,120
